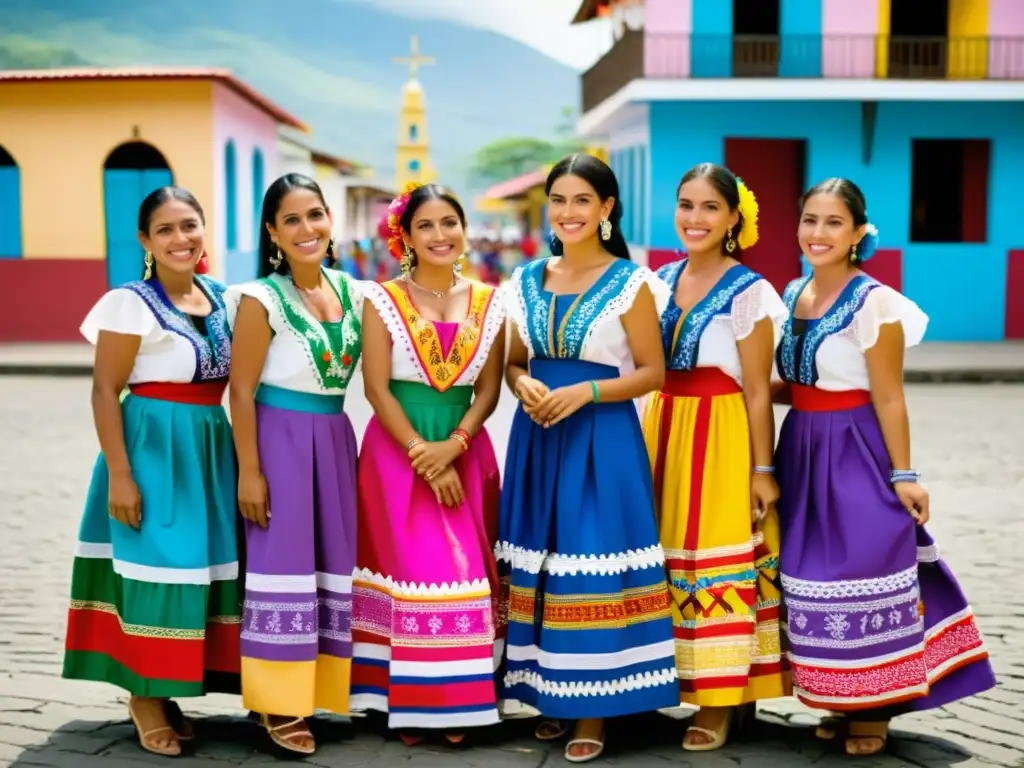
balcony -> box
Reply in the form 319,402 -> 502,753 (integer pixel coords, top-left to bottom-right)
581,33 -> 1024,113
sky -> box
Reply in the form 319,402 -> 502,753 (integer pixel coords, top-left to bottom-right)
337,0 -> 613,69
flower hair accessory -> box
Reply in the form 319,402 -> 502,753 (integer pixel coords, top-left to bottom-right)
735,178 -> 759,250
856,222 -> 879,263
383,181 -> 425,261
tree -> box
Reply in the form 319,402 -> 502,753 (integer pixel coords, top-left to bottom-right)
469,107 -> 584,184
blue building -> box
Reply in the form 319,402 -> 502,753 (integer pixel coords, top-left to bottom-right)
573,0 -> 1024,341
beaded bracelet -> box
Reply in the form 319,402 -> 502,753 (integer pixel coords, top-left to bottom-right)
449,429 -> 470,452
406,437 -> 424,451
753,465 -> 775,475
589,380 -> 600,403
890,469 -> 921,484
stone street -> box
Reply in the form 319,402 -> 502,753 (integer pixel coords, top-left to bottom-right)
1,376 -> 1023,768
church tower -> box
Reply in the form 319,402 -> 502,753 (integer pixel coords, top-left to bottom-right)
393,35 -> 435,190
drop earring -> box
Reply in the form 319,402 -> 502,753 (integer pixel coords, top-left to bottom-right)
599,219 -> 612,241
400,245 -> 414,274
144,251 -> 154,280
849,243 -> 858,263
725,227 -> 737,253
270,247 -> 283,269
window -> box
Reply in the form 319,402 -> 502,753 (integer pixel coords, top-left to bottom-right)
910,139 -> 990,243
225,141 -> 238,251
409,124 -> 418,142
732,0 -> 779,77
0,145 -> 22,258
408,159 -> 421,173
889,0 -> 948,78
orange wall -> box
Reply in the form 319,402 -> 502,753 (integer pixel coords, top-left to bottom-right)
0,79 -> 216,260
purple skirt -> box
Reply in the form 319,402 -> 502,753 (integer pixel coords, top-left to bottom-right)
240,389 -> 357,717
775,389 -> 995,713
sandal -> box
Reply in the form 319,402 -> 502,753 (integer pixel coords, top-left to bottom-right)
682,704 -> 752,752
845,721 -> 888,756
128,696 -> 182,757
815,713 -> 846,741
259,714 -> 316,756
564,721 -> 604,764
163,701 -> 195,742
444,732 -> 466,744
535,719 -> 567,741
399,730 -> 424,746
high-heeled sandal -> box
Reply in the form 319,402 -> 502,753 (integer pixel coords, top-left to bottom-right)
259,714 -> 316,755
534,719 -> 567,741
128,697 -> 182,757
564,724 -> 605,764
682,703 -> 752,752
163,701 -> 194,742
845,721 -> 888,756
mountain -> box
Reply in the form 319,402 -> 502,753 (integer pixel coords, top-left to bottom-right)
0,0 -> 580,192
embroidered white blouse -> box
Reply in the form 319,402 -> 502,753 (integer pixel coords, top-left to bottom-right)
225,270 -> 365,396
776,276 -> 929,391
80,276 -> 232,385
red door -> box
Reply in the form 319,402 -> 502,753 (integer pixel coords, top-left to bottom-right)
723,138 -> 806,293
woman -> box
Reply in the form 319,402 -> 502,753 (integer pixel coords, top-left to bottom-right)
227,173 -> 363,756
774,178 -> 996,756
498,154 -> 677,764
641,163 -> 789,751
63,187 -> 240,757
351,183 -> 505,744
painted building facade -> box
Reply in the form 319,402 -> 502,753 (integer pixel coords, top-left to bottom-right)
0,67 -> 304,341
576,0 -> 1024,341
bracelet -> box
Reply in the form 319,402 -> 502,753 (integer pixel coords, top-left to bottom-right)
589,380 -> 600,403
890,469 -> 921,484
753,465 -> 775,475
406,437 -> 424,451
449,429 -> 470,452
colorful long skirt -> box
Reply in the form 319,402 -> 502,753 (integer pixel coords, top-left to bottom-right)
775,385 -> 996,711
63,381 -> 242,695
498,358 -> 679,719
641,368 -> 788,706
351,381 -> 502,729
241,384 -> 357,717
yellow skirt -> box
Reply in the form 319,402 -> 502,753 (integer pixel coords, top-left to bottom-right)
642,368 -> 788,707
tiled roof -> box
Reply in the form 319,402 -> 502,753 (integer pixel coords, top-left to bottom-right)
482,169 -> 547,200
0,66 -> 307,129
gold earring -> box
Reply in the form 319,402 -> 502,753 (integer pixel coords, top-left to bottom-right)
400,245 -> 414,274
599,219 -> 612,241
850,243 -> 858,263
725,227 -> 737,253
144,251 -> 154,280
270,247 -> 283,269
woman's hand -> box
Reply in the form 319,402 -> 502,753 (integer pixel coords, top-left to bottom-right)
428,466 -> 465,508
513,375 -> 549,409
108,470 -> 141,529
409,439 -> 464,480
527,382 -> 593,427
239,470 -> 270,528
750,472 -> 780,526
894,481 -> 930,525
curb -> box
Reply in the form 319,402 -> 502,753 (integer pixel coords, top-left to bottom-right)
1,365 -> 1023,384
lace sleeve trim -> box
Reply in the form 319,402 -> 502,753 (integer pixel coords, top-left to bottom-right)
363,281 -> 429,385
580,266 -> 662,351
850,286 -> 930,351
731,279 -> 789,344
507,267 -> 534,359
455,285 -> 507,386
80,288 -> 159,345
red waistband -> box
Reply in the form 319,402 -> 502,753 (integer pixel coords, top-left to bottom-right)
661,368 -> 742,397
790,384 -> 872,412
128,381 -> 226,405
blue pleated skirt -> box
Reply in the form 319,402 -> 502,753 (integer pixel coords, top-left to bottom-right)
496,358 -> 679,719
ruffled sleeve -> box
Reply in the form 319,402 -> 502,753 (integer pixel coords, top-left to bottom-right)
79,288 -> 158,345
644,268 -> 672,317
854,285 -> 929,351
345,275 -> 365,322
224,280 -> 283,335
731,278 -> 789,348
504,266 -> 529,344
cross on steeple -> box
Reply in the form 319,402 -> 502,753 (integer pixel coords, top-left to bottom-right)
393,35 -> 434,80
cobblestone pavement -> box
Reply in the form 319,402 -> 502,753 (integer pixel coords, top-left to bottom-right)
2,376 -> 1023,768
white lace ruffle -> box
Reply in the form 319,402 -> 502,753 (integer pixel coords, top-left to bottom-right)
731,279 -> 789,345
224,281 -> 276,332
80,288 -> 159,344
850,285 -> 929,351
494,541 -> 665,576
503,667 -> 678,698
352,567 -> 492,597
580,266 -> 665,353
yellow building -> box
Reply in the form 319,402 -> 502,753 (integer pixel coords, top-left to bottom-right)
0,66 -> 304,341
393,36 -> 436,189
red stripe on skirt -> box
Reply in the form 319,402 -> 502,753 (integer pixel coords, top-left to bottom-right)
66,606 -> 205,681
391,679 -> 497,708
204,620 -> 241,674
789,384 -> 871,412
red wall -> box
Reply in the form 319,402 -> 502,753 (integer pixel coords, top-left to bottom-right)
648,248 -> 678,271
1006,250 -> 1024,339
961,140 -> 989,244
860,248 -> 903,292
0,260 -> 107,341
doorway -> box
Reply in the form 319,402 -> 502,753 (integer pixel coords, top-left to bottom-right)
889,0 -> 948,78
732,0 -> 780,77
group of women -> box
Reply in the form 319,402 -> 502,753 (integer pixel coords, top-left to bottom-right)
62,153 -> 995,763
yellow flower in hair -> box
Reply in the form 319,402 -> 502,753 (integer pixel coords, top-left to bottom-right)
735,179 -> 759,250
402,181 -> 425,195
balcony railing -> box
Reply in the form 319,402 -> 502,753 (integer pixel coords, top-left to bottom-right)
581,33 -> 1024,112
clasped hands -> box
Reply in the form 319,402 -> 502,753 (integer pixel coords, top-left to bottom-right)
408,438 -> 465,508
514,375 -> 592,428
